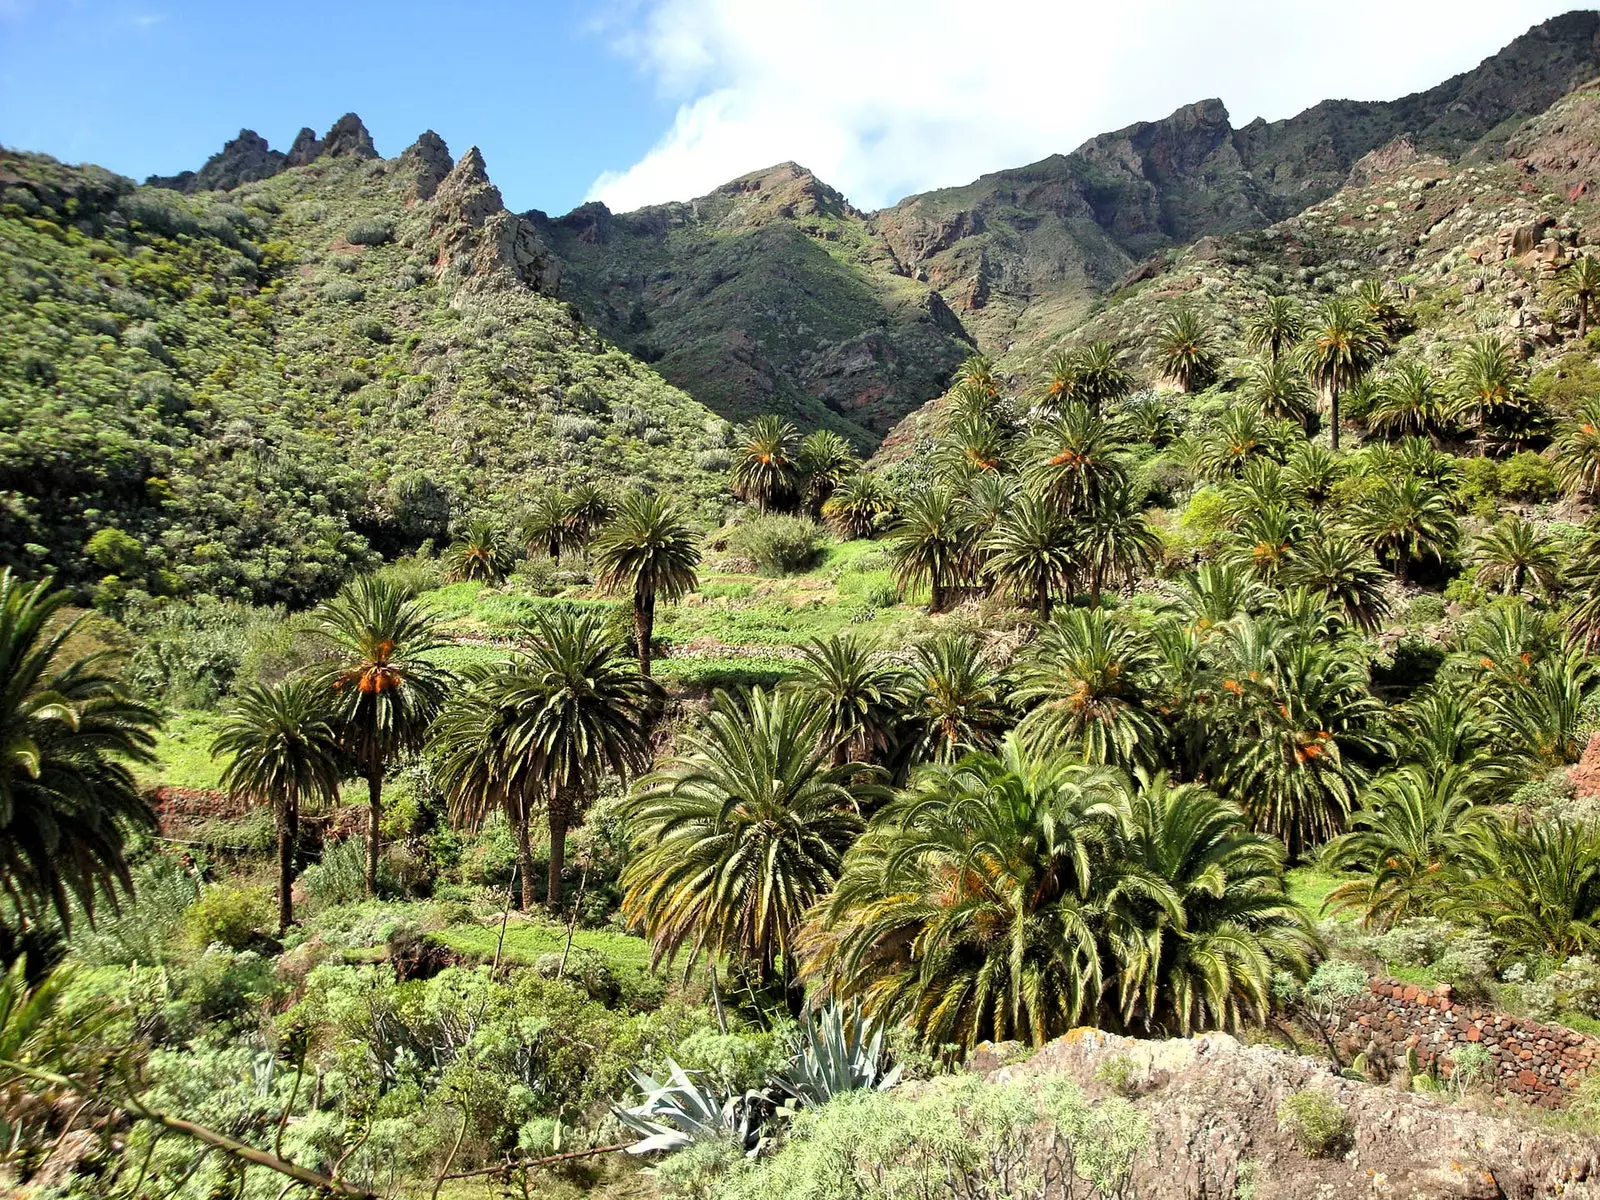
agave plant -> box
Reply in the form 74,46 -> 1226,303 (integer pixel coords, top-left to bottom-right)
777,1004 -> 902,1108
613,1059 -> 771,1156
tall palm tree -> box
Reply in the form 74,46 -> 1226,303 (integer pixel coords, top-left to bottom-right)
446,519 -> 515,584
565,482 -> 614,547
935,410 -> 1009,481
1244,358 -> 1315,431
316,575 -> 451,895
731,415 -> 800,513
803,741 -> 1127,1050
0,572 -> 160,933
1243,295 -> 1302,364
797,430 -> 858,519
620,688 -> 877,987
1352,476 -> 1459,584
906,634 -> 1012,765
213,680 -> 344,934
1298,297 -> 1387,451
1112,777 -> 1316,1034
1326,765 -> 1484,930
1354,278 -> 1406,338
517,608 -> 655,908
521,490 -> 575,561
1024,402 -> 1128,515
1553,253 -> 1600,339
1281,535 -> 1391,632
1450,335 -> 1530,454
1283,442 -> 1343,508
888,487 -> 967,613
1070,341 -> 1136,413
822,471 -> 894,540
1014,608 -> 1164,769
1471,516 -> 1560,599
1555,399 -> 1600,503
1201,407 -> 1286,480
592,491 -> 700,677
1076,479 -> 1162,603
1154,308 -> 1222,393
984,492 -> 1075,618
788,634 -> 908,767
1368,360 -> 1448,443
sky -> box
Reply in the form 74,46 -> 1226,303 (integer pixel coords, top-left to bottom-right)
0,0 -> 1587,216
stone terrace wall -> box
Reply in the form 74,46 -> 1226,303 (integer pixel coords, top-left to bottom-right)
1329,976 -> 1597,1107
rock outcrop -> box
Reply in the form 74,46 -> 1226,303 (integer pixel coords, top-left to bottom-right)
146,113 -> 380,194
430,147 -> 559,295
982,1028 -> 1600,1198
399,130 -> 454,202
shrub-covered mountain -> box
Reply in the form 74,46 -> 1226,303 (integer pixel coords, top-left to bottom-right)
0,121 -> 727,604
536,11 -> 1600,429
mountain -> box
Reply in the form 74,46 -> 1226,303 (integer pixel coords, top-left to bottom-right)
541,11 -> 1600,424
0,128 -> 727,603
530,162 -> 974,447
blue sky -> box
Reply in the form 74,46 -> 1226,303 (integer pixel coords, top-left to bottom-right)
0,0 -> 1586,215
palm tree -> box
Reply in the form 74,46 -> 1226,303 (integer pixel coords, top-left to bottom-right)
1233,502 -> 1302,584
521,490 -> 574,561
822,471 -> 893,540
1396,691 -> 1510,795
1450,335 -> 1529,453
1281,535 -> 1391,632
1165,560 -> 1270,635
1352,476 -> 1459,584
906,634 -> 1012,765
1354,278 -> 1406,338
1244,358 -> 1315,431
984,492 -> 1075,618
788,634 -> 908,767
1154,308 -> 1221,393
1553,253 -> 1600,339
517,608 -> 655,908
565,482 -> 614,546
1070,341 -> 1136,413
1368,360 -> 1448,443
955,353 -> 1000,399
1283,442 -> 1343,508
1471,516 -> 1560,599
1014,608 -> 1164,769
1566,519 -> 1600,650
1038,349 -> 1077,415
803,741 -> 1126,1049
0,572 -> 160,933
316,575 -> 451,895
1112,777 -> 1316,1034
213,680 -> 343,934
731,415 -> 800,513
1243,295 -> 1303,364
592,491 -> 700,677
1024,402 -> 1128,515
1201,407 -> 1286,480
1298,297 -> 1387,451
1486,651 -> 1595,773
1555,399 -> 1600,502
935,410 -> 1008,481
446,519 -> 515,583
1326,765 -> 1483,930
1122,391 -> 1177,446
1076,479 -> 1162,603
1452,817 -> 1600,961
888,487 -> 967,613
797,430 -> 858,519
620,688 -> 876,987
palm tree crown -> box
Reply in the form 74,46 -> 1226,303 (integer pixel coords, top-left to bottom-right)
592,492 -> 700,676
731,415 -> 801,513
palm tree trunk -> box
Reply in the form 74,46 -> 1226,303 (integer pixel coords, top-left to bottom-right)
1036,582 -> 1051,622
277,791 -> 297,936
365,768 -> 382,897
930,577 -> 945,614
1329,383 -> 1340,452
634,588 -> 655,677
1582,296 -> 1590,340
547,788 -> 570,914
513,795 -> 537,911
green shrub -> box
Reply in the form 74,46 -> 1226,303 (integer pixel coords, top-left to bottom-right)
1448,1043 -> 1493,1099
73,856 -> 200,966
726,515 -> 822,575
1277,1089 -> 1349,1157
1498,451 -> 1557,502
346,220 -> 394,246
183,885 -> 274,950
323,278 -> 365,303
298,838 -> 373,910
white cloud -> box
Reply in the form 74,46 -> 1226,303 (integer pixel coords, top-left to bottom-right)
586,0 -> 1579,213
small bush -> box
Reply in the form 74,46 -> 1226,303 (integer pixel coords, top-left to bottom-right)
346,220 -> 394,246
1448,1043 -> 1493,1099
322,278 -> 365,303
1498,451 -> 1557,502
725,515 -> 822,575
554,415 -> 601,443
1277,1089 -> 1349,1157
298,838 -> 372,910
695,448 -> 731,472
184,885 -> 275,950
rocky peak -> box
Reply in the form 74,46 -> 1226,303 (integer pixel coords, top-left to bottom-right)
399,130 -> 454,201
429,146 -> 559,295
144,113 -> 380,194
432,147 -> 503,228
146,128 -> 284,193
320,113 -> 378,160
713,161 -> 858,223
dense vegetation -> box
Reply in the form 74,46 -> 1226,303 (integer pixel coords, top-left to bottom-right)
14,48 -> 1600,1197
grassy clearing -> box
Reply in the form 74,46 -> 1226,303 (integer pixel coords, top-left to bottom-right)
1285,867 -> 1346,923
432,918 -> 657,990
138,709 -> 229,791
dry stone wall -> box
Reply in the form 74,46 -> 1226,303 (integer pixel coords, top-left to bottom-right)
1330,977 -> 1597,1107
